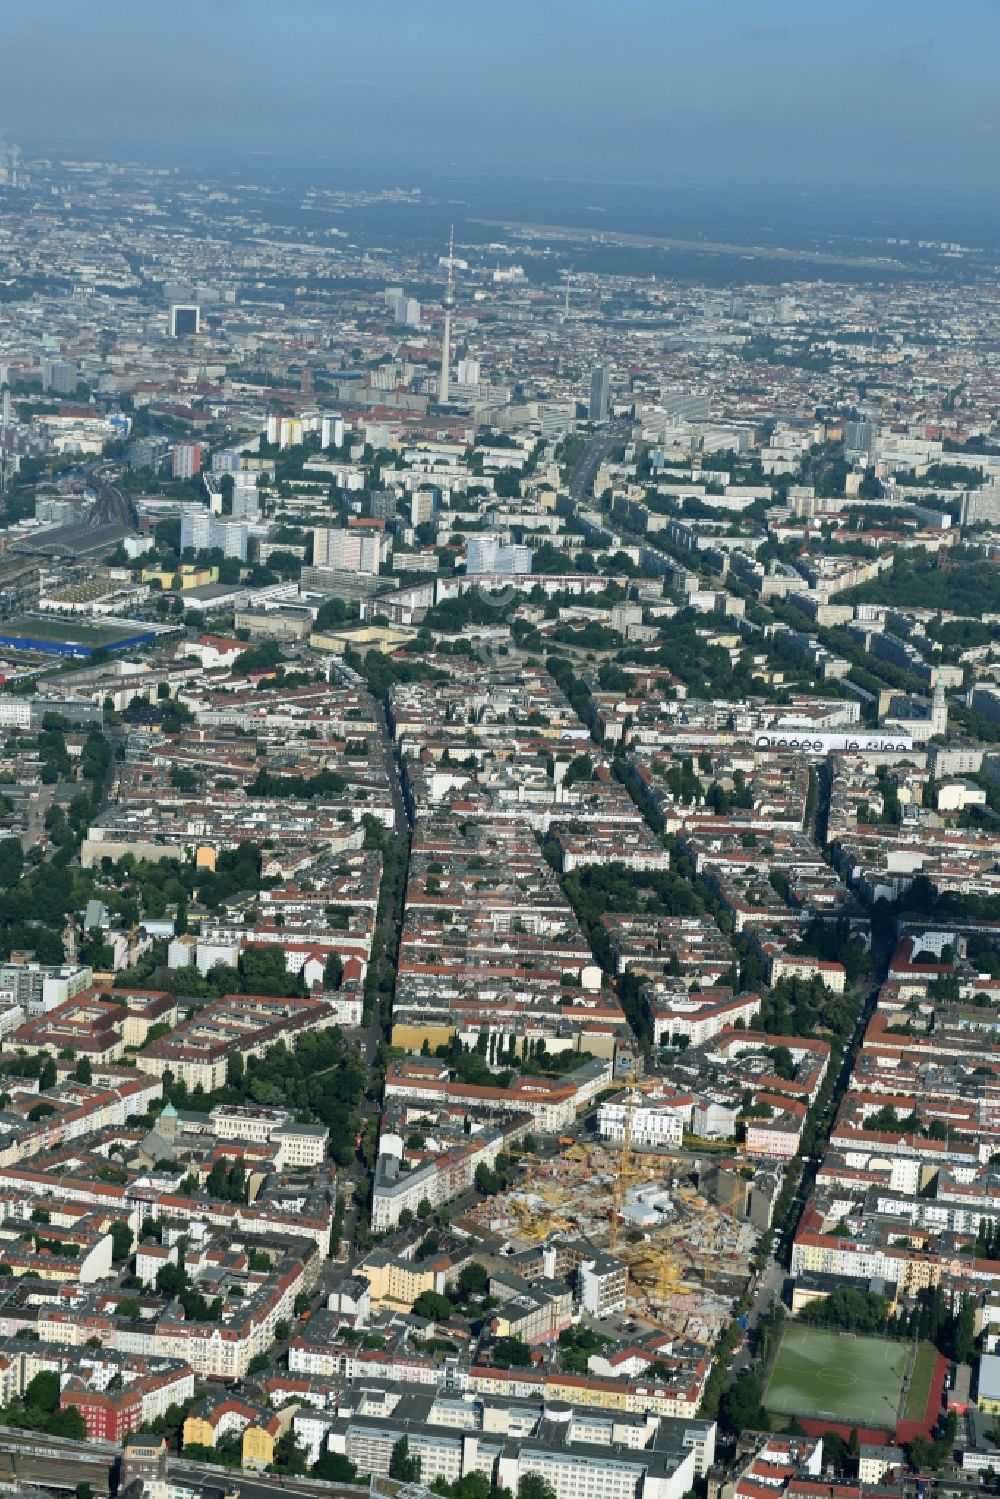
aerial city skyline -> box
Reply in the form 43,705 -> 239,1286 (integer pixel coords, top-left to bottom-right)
0,4 -> 997,1499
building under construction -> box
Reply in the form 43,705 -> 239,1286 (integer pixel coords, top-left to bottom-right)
465,1130 -> 760,1346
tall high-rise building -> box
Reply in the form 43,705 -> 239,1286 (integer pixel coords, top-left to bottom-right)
321,413 -> 345,450
845,421 -> 876,462
169,304 -> 200,337
931,676 -> 949,738
210,449 -> 242,474
180,511 -> 211,554
180,513 -> 249,560
128,436 -> 169,472
313,526 -> 385,576
384,290 -> 420,327
411,491 -> 438,528
171,443 -> 202,480
960,484 -> 1000,527
466,534 -> 533,576
369,490 -> 398,521
539,403 -> 576,439
231,473 -> 261,520
589,365 -> 610,422
41,359 -> 78,396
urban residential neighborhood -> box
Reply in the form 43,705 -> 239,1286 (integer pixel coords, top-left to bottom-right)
0,7 -> 998,1499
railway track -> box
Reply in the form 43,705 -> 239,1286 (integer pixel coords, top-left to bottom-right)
0,1440 -> 112,1493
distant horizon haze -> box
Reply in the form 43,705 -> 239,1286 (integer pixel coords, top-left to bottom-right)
3,0 -> 997,231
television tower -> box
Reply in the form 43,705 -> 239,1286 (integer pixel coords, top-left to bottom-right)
0,385 -> 9,495
439,225 -> 455,405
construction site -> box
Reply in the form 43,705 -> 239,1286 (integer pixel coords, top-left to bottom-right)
462,1122 -> 761,1348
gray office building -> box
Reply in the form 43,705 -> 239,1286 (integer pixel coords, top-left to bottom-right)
662,387 -> 711,423
41,359 -> 78,396
845,420 -> 876,462
127,435 -> 169,472
368,490 -> 399,521
589,364 -> 610,421
169,303 -> 200,337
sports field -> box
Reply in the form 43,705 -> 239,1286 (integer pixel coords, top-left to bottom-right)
763,1324 -> 908,1428
0,614 -> 157,658
902,1340 -> 938,1422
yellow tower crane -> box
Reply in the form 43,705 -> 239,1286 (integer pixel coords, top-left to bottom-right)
728,1146 -> 749,1221
607,1067 -> 684,1319
657,1254 -> 683,1306
608,1068 -> 637,1253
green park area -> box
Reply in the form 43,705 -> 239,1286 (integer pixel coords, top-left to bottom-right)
763,1323 -> 908,1429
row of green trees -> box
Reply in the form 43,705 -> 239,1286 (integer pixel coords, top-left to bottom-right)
159,1024 -> 366,1165
245,766 -> 346,800
846,550 -> 1000,616
0,726 -> 111,964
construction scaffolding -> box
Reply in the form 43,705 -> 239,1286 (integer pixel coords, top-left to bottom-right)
465,1137 -> 759,1344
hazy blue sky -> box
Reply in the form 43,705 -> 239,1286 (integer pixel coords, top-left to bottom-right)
5,0 -> 998,198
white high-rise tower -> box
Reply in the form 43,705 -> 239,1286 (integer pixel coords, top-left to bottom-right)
931,674 -> 948,738
439,226 -> 455,405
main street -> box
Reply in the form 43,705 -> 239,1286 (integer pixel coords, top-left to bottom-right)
566,426 -> 618,503
336,696 -> 410,1263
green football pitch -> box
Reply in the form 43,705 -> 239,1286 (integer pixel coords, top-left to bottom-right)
763,1324 -> 908,1428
